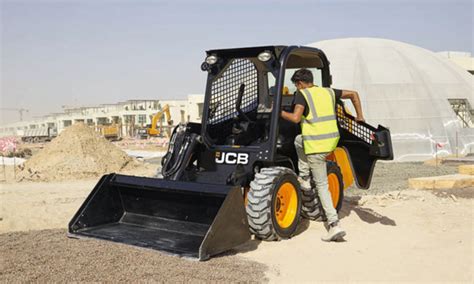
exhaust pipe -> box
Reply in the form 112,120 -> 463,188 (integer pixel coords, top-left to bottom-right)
68,174 -> 250,260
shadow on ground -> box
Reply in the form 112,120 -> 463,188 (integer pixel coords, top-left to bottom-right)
339,196 -> 397,226
223,194 -> 399,257
226,216 -> 312,257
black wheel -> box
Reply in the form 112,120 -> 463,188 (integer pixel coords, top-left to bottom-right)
246,167 -> 302,241
301,182 -> 322,220
301,161 -> 344,220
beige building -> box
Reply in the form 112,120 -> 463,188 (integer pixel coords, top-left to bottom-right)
0,95 -> 204,137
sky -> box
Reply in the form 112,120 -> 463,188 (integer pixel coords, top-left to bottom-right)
1,0 -> 473,124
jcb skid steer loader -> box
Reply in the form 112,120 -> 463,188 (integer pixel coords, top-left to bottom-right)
69,46 -> 393,260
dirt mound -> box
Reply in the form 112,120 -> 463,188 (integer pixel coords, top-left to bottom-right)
17,123 -> 134,181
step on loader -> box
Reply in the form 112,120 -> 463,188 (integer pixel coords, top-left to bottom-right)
69,45 -> 393,260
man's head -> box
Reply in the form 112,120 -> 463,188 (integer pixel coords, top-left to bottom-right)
291,68 -> 314,90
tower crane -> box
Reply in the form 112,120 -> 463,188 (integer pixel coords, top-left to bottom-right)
0,108 -> 29,121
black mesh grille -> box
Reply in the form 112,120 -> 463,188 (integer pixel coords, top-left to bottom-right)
336,104 -> 374,144
208,59 -> 258,125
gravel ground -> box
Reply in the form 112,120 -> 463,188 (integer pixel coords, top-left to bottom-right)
0,229 -> 267,283
347,161 -> 459,196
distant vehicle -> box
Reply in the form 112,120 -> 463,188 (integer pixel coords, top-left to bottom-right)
137,127 -> 148,139
139,104 -> 173,139
21,127 -> 57,143
98,124 -> 121,141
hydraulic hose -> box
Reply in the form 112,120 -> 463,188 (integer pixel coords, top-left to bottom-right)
161,127 -> 198,179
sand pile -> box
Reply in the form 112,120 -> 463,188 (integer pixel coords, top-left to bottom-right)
17,123 -> 134,181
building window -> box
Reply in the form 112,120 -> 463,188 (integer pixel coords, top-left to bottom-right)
63,120 -> 72,127
97,117 -> 108,125
197,103 -> 204,117
138,114 -> 146,124
111,116 -> 120,124
123,115 -> 135,124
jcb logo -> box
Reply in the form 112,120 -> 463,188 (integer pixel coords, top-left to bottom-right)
215,152 -> 249,165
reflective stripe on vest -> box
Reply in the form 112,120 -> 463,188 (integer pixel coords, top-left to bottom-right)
300,86 -> 340,154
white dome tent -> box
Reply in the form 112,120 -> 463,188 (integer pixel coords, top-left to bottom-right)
308,38 -> 474,161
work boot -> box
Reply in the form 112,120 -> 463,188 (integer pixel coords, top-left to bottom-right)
321,222 -> 346,242
298,176 -> 311,191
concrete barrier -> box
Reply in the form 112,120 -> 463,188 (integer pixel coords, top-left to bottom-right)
409,174 -> 474,190
458,164 -> 474,175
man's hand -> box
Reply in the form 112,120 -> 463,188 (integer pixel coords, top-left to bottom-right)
341,90 -> 364,123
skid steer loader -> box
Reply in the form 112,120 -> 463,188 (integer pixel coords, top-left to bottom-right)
69,45 -> 393,260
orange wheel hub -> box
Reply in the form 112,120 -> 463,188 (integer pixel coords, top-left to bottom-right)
243,186 -> 250,206
274,182 -> 298,228
328,173 -> 340,208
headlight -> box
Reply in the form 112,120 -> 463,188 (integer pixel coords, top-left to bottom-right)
258,51 -> 272,62
205,55 -> 218,65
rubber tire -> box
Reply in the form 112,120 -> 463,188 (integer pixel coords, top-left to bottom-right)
246,167 -> 302,241
301,161 -> 344,220
301,181 -> 322,220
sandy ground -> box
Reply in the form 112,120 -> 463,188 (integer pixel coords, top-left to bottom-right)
240,189 -> 473,282
0,180 -> 96,232
0,162 -> 473,282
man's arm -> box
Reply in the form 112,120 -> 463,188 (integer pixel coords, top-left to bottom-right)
340,90 -> 365,122
281,104 -> 305,123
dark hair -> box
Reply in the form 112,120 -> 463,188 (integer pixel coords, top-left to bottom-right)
291,68 -> 313,84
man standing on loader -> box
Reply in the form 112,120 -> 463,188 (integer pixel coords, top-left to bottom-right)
281,68 -> 365,242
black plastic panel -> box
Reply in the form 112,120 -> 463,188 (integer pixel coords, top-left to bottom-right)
336,103 -> 394,189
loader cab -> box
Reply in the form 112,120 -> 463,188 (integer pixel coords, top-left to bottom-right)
200,46 -> 331,167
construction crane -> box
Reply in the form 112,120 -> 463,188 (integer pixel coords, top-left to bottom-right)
0,108 -> 29,121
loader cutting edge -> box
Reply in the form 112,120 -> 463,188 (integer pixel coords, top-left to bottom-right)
68,174 -> 251,260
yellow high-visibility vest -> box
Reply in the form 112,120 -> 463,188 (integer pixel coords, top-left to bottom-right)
300,86 -> 340,154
